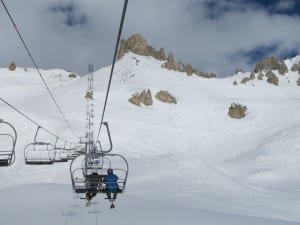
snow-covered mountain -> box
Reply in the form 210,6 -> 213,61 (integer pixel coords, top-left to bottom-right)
1,52 -> 300,225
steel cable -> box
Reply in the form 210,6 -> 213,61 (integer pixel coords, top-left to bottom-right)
97,0 -> 128,140
1,0 -> 78,139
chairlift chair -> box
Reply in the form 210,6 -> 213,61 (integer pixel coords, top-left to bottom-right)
71,122 -> 128,193
24,127 -> 56,165
24,142 -> 56,165
70,153 -> 129,195
66,142 -> 82,160
53,138 -> 68,162
0,119 -> 17,167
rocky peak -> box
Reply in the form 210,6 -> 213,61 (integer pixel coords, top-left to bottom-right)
118,34 -> 216,79
118,34 -> 166,61
254,57 -> 288,75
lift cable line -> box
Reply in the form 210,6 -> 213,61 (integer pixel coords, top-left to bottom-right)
96,0 -> 128,140
0,0 -> 78,139
0,98 -> 68,142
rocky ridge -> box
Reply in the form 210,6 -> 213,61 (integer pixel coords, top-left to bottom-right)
233,56 -> 300,87
118,34 -> 216,78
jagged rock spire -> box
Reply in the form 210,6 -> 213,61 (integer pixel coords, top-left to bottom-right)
118,34 -> 166,61
118,34 -> 216,78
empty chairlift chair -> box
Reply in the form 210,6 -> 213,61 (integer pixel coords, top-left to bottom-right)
24,142 -> 55,165
24,126 -> 56,165
0,119 -> 17,167
66,142 -> 82,160
53,138 -> 68,162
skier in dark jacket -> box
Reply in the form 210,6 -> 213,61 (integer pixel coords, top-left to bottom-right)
104,169 -> 119,208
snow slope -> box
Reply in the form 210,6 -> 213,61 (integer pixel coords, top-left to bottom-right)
1,53 -> 300,224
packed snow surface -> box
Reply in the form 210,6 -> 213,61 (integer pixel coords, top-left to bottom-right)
0,53 -> 300,224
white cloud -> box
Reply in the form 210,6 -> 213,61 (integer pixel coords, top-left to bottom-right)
0,0 -> 300,76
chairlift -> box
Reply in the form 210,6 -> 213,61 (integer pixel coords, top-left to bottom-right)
0,119 -> 17,167
70,153 -> 129,195
66,142 -> 83,160
24,126 -> 56,165
53,138 -> 68,162
70,122 -> 128,210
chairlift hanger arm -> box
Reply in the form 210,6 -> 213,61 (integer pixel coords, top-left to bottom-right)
33,126 -> 41,143
100,122 -> 113,153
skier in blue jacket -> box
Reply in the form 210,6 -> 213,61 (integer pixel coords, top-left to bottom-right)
105,169 -> 119,208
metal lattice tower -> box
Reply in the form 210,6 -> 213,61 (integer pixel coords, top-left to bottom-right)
85,64 -> 95,155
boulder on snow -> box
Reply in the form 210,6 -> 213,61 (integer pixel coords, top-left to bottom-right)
128,93 -> 141,106
228,103 -> 247,119
128,89 -> 153,107
266,70 -> 279,86
8,62 -> 16,71
68,73 -> 77,78
85,91 -> 93,100
233,80 -> 238,85
254,57 -> 288,75
155,90 -> 177,104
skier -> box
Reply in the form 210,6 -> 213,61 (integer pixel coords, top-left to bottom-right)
104,169 -> 119,209
85,172 -> 101,207
86,191 -> 97,207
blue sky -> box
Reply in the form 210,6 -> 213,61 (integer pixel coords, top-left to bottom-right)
0,0 -> 300,76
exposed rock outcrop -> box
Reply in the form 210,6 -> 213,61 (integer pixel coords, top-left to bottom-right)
297,77 -> 300,86
249,72 -> 255,80
118,34 -> 166,61
69,73 -> 77,78
228,103 -> 247,119
85,91 -> 93,100
241,77 -> 250,84
184,63 -> 194,76
128,89 -> 153,106
8,62 -> 16,71
162,53 -> 177,71
234,68 -> 244,74
118,34 -> 216,78
254,57 -> 288,75
155,90 -> 177,104
257,72 -> 264,80
195,71 -> 216,78
291,62 -> 300,74
266,70 -> 279,86
162,56 -> 216,78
